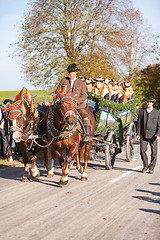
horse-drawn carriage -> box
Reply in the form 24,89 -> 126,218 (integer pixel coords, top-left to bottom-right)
87,91 -> 139,170
1,87 -> 139,184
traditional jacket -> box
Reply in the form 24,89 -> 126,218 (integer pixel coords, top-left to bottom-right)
56,77 -> 87,109
137,108 -> 160,139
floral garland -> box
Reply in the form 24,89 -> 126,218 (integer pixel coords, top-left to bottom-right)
49,98 -> 79,140
87,91 -> 139,146
20,88 -> 40,134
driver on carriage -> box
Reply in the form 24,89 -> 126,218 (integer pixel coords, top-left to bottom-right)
56,63 -> 92,142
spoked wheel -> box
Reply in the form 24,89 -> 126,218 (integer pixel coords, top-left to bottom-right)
105,131 -> 116,170
126,122 -> 136,161
89,149 -> 97,161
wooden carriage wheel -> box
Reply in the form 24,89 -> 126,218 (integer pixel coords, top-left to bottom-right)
126,122 -> 136,162
105,131 -> 116,170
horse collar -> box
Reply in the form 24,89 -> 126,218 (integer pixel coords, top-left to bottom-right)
47,101 -> 78,140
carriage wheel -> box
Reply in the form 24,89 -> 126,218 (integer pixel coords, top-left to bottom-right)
105,131 -> 116,170
89,149 -> 97,161
126,122 -> 136,162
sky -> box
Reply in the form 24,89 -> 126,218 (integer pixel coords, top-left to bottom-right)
0,0 -> 160,91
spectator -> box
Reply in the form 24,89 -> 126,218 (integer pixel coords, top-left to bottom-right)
136,96 -> 160,174
0,104 -> 8,159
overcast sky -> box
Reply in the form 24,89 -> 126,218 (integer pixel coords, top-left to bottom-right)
0,0 -> 159,91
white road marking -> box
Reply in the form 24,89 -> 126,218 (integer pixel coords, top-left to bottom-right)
108,166 -> 142,183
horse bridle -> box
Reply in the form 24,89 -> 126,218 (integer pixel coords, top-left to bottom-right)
10,109 -> 24,133
10,108 -> 34,141
59,96 -> 77,128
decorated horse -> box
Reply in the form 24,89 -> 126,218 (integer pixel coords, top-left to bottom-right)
46,89 -> 96,185
1,87 -> 54,181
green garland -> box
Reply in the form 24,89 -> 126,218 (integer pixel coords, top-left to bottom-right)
87,91 -> 139,147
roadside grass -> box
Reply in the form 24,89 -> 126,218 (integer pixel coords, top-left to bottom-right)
0,150 -> 44,168
0,158 -> 23,168
0,90 -> 54,105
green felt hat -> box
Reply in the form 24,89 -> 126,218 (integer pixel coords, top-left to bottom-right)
66,63 -> 80,72
146,96 -> 155,102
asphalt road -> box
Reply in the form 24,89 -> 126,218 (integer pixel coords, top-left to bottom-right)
0,142 -> 160,240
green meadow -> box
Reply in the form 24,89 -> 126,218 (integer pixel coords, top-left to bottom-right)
0,90 -> 53,105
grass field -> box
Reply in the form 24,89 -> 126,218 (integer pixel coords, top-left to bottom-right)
0,90 -> 53,105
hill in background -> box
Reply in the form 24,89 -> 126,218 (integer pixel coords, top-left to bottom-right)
0,90 -> 53,105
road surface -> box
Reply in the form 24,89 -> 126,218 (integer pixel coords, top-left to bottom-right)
0,142 -> 160,240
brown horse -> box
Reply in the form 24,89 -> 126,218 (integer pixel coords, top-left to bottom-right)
47,90 -> 96,185
1,88 -> 53,181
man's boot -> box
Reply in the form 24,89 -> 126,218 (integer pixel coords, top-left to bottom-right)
83,119 -> 92,142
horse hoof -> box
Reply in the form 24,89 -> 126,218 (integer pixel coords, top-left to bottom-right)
59,180 -> 68,185
47,173 -> 54,178
78,166 -> 84,174
81,177 -> 88,181
32,171 -> 40,180
21,177 -> 30,182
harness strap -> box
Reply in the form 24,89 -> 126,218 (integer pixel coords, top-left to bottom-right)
10,109 -> 23,114
61,96 -> 73,101
10,126 -> 23,133
64,110 -> 76,119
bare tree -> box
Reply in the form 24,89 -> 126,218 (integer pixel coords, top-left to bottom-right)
105,0 -> 154,80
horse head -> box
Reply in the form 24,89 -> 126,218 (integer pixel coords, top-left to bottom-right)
56,90 -> 77,130
2,100 -> 31,143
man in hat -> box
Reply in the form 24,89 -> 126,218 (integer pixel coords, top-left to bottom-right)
136,96 -> 160,173
56,63 -> 92,142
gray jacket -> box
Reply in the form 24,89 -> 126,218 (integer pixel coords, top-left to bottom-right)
137,108 -> 160,139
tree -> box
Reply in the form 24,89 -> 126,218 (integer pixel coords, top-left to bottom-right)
132,63 -> 160,109
16,0 -> 119,88
104,0 -> 154,81
15,0 -> 157,88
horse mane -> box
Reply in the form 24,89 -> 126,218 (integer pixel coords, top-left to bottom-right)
15,87 -> 35,114
15,87 -> 33,102
53,87 -> 75,103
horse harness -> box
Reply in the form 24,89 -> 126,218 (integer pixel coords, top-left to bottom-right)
47,97 -> 84,140
8,99 -> 41,150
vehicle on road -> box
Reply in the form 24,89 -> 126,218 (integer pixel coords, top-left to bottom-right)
87,92 -> 139,169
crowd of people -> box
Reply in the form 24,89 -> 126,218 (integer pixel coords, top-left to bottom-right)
80,76 -> 135,103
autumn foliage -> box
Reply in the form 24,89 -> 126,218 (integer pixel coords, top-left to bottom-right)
15,0 -> 158,90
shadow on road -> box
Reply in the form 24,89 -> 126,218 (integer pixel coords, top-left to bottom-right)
149,182 -> 160,186
139,208 -> 160,215
136,188 -> 160,197
133,195 -> 160,204
35,178 -> 63,188
113,166 -> 141,173
132,184 -> 160,215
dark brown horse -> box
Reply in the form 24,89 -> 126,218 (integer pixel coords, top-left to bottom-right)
47,90 -> 96,184
1,88 -> 53,181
